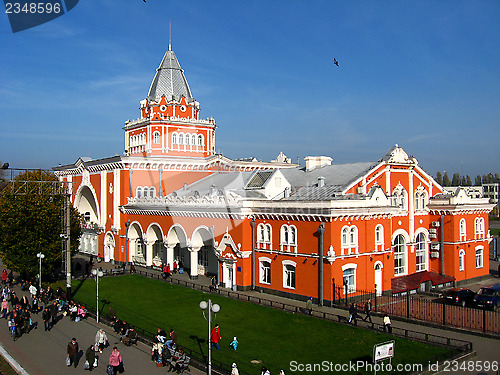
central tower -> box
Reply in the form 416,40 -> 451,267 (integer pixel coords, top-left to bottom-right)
124,45 -> 216,158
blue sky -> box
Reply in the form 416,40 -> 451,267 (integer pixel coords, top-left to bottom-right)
0,0 -> 499,177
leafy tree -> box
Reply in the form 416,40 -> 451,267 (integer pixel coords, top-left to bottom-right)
443,172 -> 451,187
0,161 -> 8,192
466,175 -> 472,186
475,175 -> 482,186
436,172 -> 443,186
0,170 -> 82,277
452,173 -> 461,186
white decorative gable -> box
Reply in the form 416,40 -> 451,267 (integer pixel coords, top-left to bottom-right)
384,144 -> 417,165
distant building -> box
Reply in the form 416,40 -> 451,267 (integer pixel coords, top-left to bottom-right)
55,45 -> 495,302
482,183 -> 499,216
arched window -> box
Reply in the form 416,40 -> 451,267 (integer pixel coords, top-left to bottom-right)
136,186 -> 143,198
459,249 -> 465,271
178,134 -> 184,146
460,219 -> 466,240
393,234 -> 406,276
475,217 -> 485,239
415,233 -> 427,272
257,224 -> 272,250
148,187 -> 156,198
342,266 -> 356,294
198,134 -> 204,147
341,225 -> 358,254
191,134 -> 196,148
375,225 -> 384,251
142,133 -> 146,144
172,133 -> 177,145
185,134 -> 190,146
341,227 -> 349,248
280,225 -> 297,252
153,131 -> 160,144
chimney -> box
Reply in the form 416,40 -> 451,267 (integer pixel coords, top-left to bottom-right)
318,176 -> 325,187
304,156 -> 332,171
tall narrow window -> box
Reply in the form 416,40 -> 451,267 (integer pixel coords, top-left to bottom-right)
153,132 -> 160,144
415,233 -> 427,272
283,264 -> 296,289
475,247 -> 483,268
394,234 -> 406,276
459,250 -> 465,272
460,219 -> 466,240
375,225 -> 384,251
343,268 -> 356,294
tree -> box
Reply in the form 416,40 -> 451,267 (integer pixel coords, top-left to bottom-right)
443,172 -> 451,187
436,172 -> 443,186
475,175 -> 482,186
466,175 -> 472,186
0,170 -> 82,277
452,173 -> 461,186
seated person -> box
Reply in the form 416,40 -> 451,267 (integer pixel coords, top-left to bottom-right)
151,339 -> 163,363
119,320 -> 130,341
113,318 -> 123,333
68,302 -> 77,321
156,327 -> 167,344
77,305 -> 87,319
122,328 -> 137,346
171,348 -> 188,373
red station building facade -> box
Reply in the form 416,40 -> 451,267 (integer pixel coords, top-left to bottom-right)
55,45 -> 494,303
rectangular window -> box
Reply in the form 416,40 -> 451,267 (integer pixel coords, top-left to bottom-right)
343,268 -> 356,294
260,261 -> 271,284
476,248 -> 483,269
284,265 -> 295,289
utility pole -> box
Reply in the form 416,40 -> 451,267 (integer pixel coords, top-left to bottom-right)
64,191 -> 71,301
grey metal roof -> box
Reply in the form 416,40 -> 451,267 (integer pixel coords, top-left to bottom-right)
147,48 -> 194,103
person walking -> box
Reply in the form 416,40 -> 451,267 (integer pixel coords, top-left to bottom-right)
85,345 -> 96,371
348,303 -> 359,325
305,297 -> 313,315
363,299 -> 373,323
383,314 -> 392,333
95,328 -> 108,353
42,306 -> 51,331
108,346 -> 123,375
231,363 -> 239,375
67,337 -> 79,368
210,323 -> 221,350
49,300 -> 58,329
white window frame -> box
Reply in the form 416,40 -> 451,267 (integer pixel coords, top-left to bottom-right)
459,249 -> 465,272
282,260 -> 296,289
342,263 -> 357,294
136,186 -> 143,198
393,234 -> 407,276
460,219 -> 466,241
375,224 -> 384,251
153,131 -> 160,144
257,223 -> 272,250
415,232 -> 427,272
475,246 -> 483,269
341,225 -> 358,254
259,257 -> 272,284
280,224 -> 297,252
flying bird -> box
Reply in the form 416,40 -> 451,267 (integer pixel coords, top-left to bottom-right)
333,58 -> 339,67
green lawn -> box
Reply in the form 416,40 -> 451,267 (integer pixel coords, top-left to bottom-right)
69,275 -> 450,375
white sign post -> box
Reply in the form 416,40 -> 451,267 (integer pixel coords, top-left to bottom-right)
373,340 -> 395,375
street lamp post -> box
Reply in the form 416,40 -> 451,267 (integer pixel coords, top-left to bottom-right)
92,269 -> 104,322
199,299 -> 220,375
36,252 -> 45,292
125,220 -> 131,266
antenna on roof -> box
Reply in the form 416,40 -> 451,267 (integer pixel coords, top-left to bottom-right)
168,21 -> 172,51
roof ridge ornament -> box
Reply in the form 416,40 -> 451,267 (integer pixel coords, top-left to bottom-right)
169,21 -> 172,51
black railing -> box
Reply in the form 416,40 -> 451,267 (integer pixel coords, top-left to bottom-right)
334,286 -> 500,335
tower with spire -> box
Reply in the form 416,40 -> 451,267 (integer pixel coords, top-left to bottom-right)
124,44 -> 216,158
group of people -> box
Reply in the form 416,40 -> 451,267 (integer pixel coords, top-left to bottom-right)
66,331 -> 124,374
161,260 -> 183,279
150,327 -> 189,372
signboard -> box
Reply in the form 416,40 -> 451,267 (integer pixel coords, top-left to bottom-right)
373,340 -> 395,362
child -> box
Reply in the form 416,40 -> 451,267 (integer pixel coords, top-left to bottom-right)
229,336 -> 238,350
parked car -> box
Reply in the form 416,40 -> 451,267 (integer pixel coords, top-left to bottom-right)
442,288 -> 476,307
474,283 -> 500,311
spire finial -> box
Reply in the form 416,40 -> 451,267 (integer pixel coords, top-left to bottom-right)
168,21 -> 172,51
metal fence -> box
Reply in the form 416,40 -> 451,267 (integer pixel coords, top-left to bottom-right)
334,286 -> 500,335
